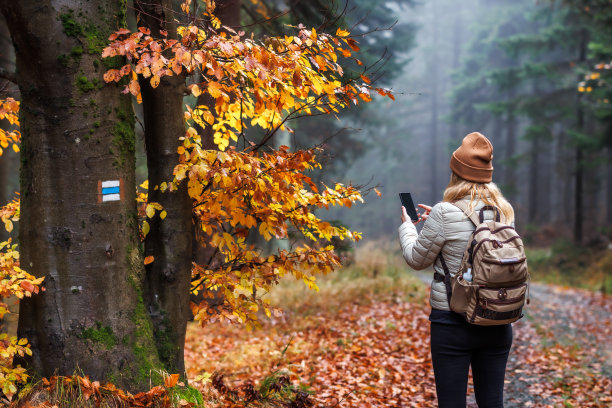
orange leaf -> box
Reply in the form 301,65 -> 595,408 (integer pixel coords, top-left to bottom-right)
165,373 -> 180,388
20,281 -> 35,293
129,79 -> 140,96
144,256 -> 155,265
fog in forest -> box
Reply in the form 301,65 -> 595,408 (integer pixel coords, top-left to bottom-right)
323,0 -> 612,248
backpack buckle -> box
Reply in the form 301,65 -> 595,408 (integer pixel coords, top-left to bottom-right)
498,288 -> 508,300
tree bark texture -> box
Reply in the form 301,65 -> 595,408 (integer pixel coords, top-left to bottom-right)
0,0 -> 161,390
134,0 -> 193,375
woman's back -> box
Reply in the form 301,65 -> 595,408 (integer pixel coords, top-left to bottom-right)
398,196 -> 505,310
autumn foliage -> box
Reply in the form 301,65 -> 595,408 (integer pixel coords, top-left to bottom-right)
102,0 -> 390,329
1,0 -> 392,401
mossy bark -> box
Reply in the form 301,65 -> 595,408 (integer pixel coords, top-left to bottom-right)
0,0 -> 162,391
134,0 -> 193,375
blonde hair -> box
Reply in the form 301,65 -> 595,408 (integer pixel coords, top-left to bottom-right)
442,173 -> 514,224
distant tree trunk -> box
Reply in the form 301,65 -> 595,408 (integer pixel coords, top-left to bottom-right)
135,0 -> 193,375
504,92 -> 517,199
528,136 -> 540,225
492,115 -> 505,184
558,130 -> 573,223
1,0 -> 161,390
449,6 -> 462,158
574,28 -> 588,244
429,4 -> 440,202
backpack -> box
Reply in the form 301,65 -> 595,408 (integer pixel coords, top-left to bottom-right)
438,202 -> 529,325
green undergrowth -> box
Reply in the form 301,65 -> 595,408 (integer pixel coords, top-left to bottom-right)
526,240 -> 612,293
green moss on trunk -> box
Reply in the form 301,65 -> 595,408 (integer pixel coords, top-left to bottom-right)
112,103 -> 136,167
126,246 -> 164,385
80,322 -> 118,349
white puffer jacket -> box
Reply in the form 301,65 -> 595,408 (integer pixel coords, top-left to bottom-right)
398,196 -> 505,310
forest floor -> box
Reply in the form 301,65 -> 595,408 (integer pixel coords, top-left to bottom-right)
184,259 -> 612,407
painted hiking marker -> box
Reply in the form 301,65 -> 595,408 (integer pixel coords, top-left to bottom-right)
97,179 -> 124,203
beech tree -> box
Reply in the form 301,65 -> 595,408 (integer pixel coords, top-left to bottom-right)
0,0 -> 391,394
0,0 -> 164,391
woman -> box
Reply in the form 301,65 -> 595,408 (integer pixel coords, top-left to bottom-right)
398,132 -> 514,408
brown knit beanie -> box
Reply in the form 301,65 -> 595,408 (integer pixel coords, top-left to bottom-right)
449,132 -> 493,183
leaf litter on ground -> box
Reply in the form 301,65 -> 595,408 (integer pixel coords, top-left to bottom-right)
185,266 -> 611,407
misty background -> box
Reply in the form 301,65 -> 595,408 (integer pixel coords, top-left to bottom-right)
313,0 -> 612,249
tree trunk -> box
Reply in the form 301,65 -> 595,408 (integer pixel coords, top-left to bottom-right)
504,92 -> 517,199
1,0 -> 161,390
574,28 -> 588,244
429,3 -> 439,202
528,136 -> 540,225
134,0 -> 193,375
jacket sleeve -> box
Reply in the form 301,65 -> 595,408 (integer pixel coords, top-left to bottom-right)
398,203 -> 446,270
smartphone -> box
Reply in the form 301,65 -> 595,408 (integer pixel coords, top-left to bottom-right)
399,193 -> 419,222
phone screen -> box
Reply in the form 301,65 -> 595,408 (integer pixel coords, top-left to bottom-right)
399,193 -> 419,222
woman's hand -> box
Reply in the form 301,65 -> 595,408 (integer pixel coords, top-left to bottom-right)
402,204 -> 432,225
416,204 -> 432,224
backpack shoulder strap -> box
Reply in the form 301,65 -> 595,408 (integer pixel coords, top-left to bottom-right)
451,201 -> 504,225
451,200 -> 480,226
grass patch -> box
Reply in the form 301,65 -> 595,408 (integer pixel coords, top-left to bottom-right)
526,241 -> 612,293
266,239 -> 428,317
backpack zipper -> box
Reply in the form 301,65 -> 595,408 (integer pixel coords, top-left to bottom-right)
481,257 -> 526,265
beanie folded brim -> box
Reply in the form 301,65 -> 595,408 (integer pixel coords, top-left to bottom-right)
450,153 -> 493,183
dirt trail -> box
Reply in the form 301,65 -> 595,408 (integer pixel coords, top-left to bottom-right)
416,272 -> 612,407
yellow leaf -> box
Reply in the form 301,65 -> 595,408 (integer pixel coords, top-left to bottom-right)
146,204 -> 155,218
208,81 -> 222,98
160,210 -> 167,220
150,75 -> 160,88
12,144 -> 19,153
142,220 -> 150,237
144,256 -> 154,265
336,28 -> 350,37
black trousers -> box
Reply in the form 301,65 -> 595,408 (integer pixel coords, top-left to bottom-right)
430,321 -> 512,408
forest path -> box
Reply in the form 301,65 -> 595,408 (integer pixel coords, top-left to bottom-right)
185,276 -> 611,407
504,282 -> 612,407
413,274 -> 611,407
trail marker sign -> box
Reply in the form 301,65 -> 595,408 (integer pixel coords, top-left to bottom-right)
97,179 -> 124,203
